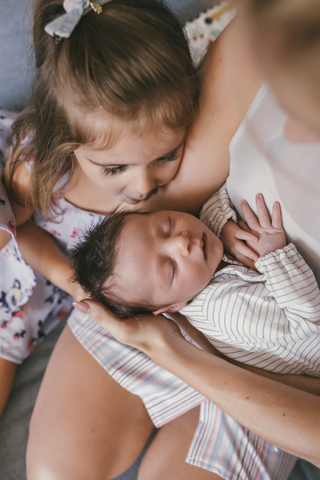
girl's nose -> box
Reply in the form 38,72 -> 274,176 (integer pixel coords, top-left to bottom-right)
130,169 -> 156,199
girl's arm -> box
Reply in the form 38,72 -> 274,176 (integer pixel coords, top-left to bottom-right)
3,161 -> 35,226
0,162 -> 34,250
0,229 -> 11,251
16,221 -> 85,300
3,161 -> 84,299
80,300 -> 320,467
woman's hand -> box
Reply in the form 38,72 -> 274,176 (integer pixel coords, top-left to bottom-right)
73,300 -> 182,354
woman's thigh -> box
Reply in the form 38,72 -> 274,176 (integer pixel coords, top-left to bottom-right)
138,407 -> 222,480
26,324 -> 154,480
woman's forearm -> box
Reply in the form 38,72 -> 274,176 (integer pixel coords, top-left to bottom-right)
170,312 -> 320,396
144,332 -> 320,466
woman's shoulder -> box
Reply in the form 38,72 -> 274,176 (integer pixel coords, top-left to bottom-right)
153,20 -> 264,215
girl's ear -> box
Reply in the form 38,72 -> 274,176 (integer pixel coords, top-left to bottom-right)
152,302 -> 188,316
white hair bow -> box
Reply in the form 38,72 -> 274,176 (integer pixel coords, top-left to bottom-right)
45,0 -> 111,38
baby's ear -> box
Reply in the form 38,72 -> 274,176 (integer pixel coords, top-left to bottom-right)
152,302 -> 188,316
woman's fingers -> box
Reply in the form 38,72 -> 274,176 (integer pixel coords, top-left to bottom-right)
73,300 -> 131,344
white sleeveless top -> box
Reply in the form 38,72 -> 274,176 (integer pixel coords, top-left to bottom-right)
227,82 -> 320,283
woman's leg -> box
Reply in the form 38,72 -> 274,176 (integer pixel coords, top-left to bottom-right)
0,358 -> 17,416
138,406 -> 222,480
26,325 -> 154,480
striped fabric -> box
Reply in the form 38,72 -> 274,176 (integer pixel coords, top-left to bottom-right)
187,186 -> 320,376
68,310 -> 296,479
186,401 -> 296,480
201,182 -> 237,238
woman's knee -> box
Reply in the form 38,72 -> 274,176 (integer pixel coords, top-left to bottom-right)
26,325 -> 154,479
138,408 -> 221,480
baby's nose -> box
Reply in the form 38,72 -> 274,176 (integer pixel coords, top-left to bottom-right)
172,231 -> 191,255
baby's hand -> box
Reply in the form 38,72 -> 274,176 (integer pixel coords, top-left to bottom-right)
240,194 -> 286,260
220,220 -> 259,269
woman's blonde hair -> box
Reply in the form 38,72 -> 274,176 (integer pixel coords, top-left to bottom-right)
9,0 -> 199,219
246,0 -> 320,79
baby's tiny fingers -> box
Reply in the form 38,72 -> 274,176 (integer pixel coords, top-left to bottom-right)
240,200 -> 259,229
255,194 -> 271,228
271,201 -> 283,229
237,220 -> 258,242
235,241 -> 259,262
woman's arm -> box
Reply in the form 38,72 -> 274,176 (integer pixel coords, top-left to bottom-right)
78,300 -> 320,467
145,19 -> 263,216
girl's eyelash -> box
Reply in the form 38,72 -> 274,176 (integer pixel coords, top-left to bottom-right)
157,150 -> 180,164
100,149 -> 181,174
101,165 -> 127,176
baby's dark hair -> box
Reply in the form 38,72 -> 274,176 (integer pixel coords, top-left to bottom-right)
72,210 -> 156,319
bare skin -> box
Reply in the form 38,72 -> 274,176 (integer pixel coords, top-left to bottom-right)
139,407 -> 222,480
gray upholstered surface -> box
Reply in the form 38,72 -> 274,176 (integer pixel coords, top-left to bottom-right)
0,1 -> 35,112
0,321 -> 67,480
0,1 -> 319,479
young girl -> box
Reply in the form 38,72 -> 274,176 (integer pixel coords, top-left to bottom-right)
4,1 -> 311,480
0,0 -> 199,414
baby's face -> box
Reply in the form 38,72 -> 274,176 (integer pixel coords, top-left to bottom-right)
108,211 -> 223,313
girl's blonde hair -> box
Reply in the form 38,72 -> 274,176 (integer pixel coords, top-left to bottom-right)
9,0 -> 199,219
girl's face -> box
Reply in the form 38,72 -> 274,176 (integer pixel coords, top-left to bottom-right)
74,124 -> 186,205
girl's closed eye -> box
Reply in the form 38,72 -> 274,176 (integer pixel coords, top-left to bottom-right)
101,165 -> 128,176
156,150 -> 180,165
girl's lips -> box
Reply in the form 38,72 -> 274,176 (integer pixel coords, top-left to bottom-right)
123,196 -> 142,205
123,189 -> 158,205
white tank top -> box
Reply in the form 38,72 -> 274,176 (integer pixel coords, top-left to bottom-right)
227,82 -> 320,283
